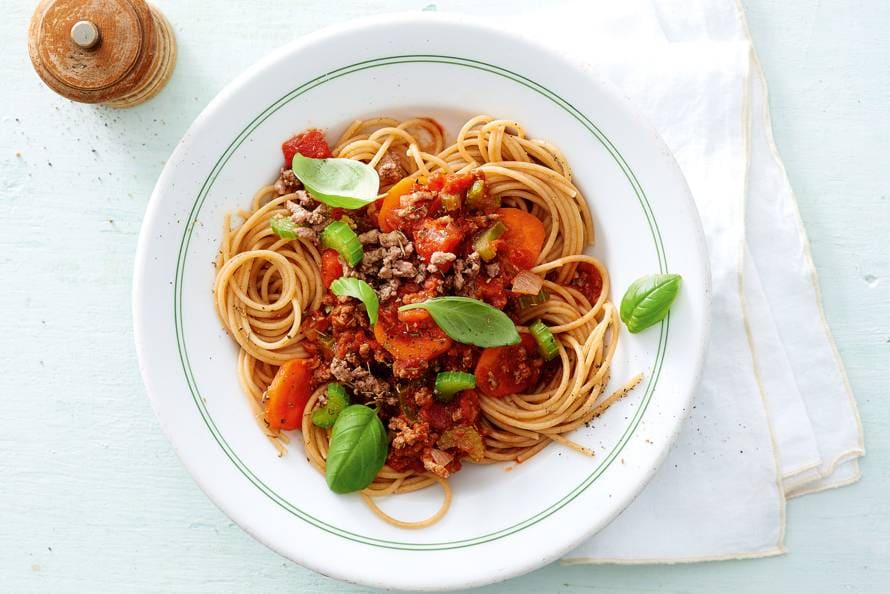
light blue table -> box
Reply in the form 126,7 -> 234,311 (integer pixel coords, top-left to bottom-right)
2,1 -> 887,592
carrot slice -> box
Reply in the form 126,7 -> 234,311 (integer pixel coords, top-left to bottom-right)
263,359 -> 312,431
378,177 -> 416,232
397,308 -> 431,323
496,208 -> 546,270
374,317 -> 452,361
475,334 -> 541,397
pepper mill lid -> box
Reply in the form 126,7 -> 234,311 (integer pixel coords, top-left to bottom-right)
28,0 -> 176,107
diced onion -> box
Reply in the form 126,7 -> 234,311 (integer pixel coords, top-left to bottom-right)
511,270 -> 544,295
430,448 -> 454,467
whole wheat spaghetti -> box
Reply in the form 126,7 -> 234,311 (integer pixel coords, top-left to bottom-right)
213,116 -> 641,528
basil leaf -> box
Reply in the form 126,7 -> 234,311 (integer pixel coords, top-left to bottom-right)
330,277 -> 379,325
399,296 -> 520,347
311,383 -> 350,429
620,273 -> 682,333
325,405 -> 388,494
291,154 -> 380,209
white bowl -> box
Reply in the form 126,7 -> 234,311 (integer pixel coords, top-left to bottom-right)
134,13 -> 710,591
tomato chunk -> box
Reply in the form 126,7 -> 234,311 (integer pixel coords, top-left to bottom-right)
424,173 -> 445,192
571,262 -> 603,303
457,390 -> 481,425
320,249 -> 342,289
496,208 -> 546,269
263,359 -> 312,430
474,274 -> 509,309
420,401 -> 453,432
373,315 -> 452,361
378,177 -> 415,232
414,217 -> 465,263
281,129 -> 332,165
475,334 -> 543,397
442,171 -> 476,195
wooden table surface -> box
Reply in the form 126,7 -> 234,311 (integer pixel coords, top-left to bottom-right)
2,1 -> 887,592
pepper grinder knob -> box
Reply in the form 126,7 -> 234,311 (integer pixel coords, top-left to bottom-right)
69,20 -> 100,49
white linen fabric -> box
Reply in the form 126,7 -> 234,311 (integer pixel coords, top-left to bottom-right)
563,39 -> 787,562
463,0 -> 865,561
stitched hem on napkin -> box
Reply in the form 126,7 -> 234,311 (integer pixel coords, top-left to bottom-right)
561,547 -> 784,566
739,0 -> 866,477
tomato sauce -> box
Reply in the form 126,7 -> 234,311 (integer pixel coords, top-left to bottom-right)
288,129 -> 566,475
571,262 -> 603,304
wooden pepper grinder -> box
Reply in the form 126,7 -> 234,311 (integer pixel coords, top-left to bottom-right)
28,0 -> 176,108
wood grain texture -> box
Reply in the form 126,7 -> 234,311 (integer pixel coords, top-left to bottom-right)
27,0 -> 175,106
1,0 -> 887,592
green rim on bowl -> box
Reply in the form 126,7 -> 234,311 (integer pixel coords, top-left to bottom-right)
174,55 -> 669,550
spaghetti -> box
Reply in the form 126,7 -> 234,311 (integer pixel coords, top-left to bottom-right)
213,116 -> 640,528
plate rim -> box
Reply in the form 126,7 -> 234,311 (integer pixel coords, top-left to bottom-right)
134,11 -> 711,590
173,54 -> 672,548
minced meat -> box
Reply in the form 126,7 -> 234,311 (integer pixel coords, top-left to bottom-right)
375,150 -> 407,187
329,357 -> 394,403
452,252 -> 481,293
427,251 -> 457,274
273,167 -> 302,195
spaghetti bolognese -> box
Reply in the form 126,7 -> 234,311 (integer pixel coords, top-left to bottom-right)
213,115 -> 640,528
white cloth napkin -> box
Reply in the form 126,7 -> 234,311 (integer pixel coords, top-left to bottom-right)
565,38 -> 787,562
743,49 -> 864,499
466,0 -> 865,562
654,0 -> 864,497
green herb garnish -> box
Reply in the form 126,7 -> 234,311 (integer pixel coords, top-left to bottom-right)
620,273 -> 682,333
330,277 -> 379,325
311,383 -> 350,428
399,296 -> 520,348
325,405 -> 388,494
291,154 -> 379,209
